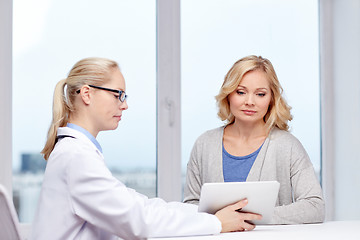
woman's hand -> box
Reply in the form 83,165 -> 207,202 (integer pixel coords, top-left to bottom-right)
215,199 -> 262,232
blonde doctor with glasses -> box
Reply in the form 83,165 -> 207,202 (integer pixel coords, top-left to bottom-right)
31,57 -> 262,240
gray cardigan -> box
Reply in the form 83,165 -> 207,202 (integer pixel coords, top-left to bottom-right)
183,127 -> 325,224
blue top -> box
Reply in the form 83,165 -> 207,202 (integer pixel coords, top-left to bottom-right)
222,143 -> 263,182
67,123 -> 103,153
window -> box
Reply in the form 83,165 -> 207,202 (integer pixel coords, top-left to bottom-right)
181,0 -> 321,183
9,0 -> 321,224
12,0 -> 156,222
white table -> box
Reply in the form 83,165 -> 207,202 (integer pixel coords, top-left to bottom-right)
149,221 -> 360,240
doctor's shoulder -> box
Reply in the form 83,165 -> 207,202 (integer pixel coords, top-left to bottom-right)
51,136 -> 98,162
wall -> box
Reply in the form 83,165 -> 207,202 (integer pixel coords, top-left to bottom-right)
332,0 -> 360,220
321,0 -> 360,220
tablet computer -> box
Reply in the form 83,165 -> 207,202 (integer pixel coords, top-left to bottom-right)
198,181 -> 280,224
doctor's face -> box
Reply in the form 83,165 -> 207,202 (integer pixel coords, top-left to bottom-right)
90,68 -> 128,134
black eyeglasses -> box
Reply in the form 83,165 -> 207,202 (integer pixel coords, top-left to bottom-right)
76,85 -> 128,102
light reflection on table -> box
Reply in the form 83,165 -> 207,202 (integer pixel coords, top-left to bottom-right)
149,221 -> 360,240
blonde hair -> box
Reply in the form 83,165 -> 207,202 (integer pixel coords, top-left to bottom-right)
215,55 -> 292,131
41,57 -> 119,160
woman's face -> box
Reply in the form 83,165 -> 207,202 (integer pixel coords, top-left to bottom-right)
90,68 -> 128,134
228,69 -> 272,126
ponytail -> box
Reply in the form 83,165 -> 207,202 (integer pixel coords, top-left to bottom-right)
41,57 -> 120,160
41,79 -> 69,160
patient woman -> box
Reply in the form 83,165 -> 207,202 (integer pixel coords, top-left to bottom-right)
31,57 -> 262,240
184,55 -> 325,224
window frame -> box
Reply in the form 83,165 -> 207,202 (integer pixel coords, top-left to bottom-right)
319,0 -> 335,221
0,0 -> 13,195
156,0 -> 182,201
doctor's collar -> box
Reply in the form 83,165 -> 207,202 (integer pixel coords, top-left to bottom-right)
66,123 -> 103,153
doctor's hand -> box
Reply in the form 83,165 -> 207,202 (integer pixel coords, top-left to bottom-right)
215,199 -> 262,232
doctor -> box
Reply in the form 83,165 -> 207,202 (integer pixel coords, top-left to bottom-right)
31,57 -> 262,240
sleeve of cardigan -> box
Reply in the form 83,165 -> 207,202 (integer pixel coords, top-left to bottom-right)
183,138 -> 202,205
270,137 -> 325,224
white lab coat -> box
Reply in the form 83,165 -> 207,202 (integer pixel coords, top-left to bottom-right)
31,127 -> 221,240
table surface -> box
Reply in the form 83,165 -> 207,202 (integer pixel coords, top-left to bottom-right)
149,221 -> 360,240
